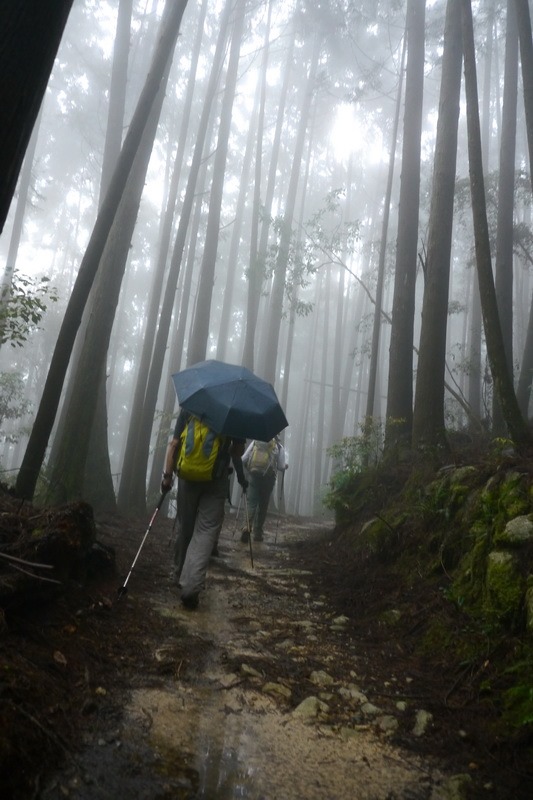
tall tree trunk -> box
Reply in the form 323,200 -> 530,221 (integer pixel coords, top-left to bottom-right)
215,68 -> 261,363
0,0 -> 74,233
187,0 -> 247,366
117,0 -> 234,515
384,0 -> 426,451
146,171 -> 209,500
242,13 -> 293,371
513,0 -> 533,414
514,0 -> 533,197
365,33 -> 406,422
48,0 -> 134,483
461,0 -> 531,446
313,271 -> 330,508
468,0 -> 496,420
258,34 -> 320,386
99,0 -> 133,205
45,52 -> 175,506
412,0 -> 462,450
15,0 -> 189,500
116,0 -> 207,511
492,0 -> 518,434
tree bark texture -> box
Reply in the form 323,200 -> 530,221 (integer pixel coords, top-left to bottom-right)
15,0 -> 189,500
412,0 -> 462,450
461,0 -> 531,446
384,0 -> 425,449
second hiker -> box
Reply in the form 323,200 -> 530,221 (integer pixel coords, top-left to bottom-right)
240,436 -> 288,543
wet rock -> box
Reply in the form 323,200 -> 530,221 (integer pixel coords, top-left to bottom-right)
376,715 -> 399,734
494,515 -> 533,546
262,681 -> 292,699
361,702 -> 381,716
338,685 -> 368,705
292,696 -> 329,718
429,773 -> 473,800
332,615 -> 349,626
240,663 -> 262,678
309,669 -> 335,686
413,709 -> 433,736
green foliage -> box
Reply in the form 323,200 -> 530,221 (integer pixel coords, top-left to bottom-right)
0,372 -> 31,439
328,418 -> 384,474
324,419 -> 386,521
0,272 -> 58,348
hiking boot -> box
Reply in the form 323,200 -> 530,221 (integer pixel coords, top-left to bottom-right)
253,533 -> 263,542
240,528 -> 250,543
211,545 -> 220,557
181,593 -> 199,610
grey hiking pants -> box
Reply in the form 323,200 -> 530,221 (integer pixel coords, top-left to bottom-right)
174,475 -> 227,598
247,471 -> 276,537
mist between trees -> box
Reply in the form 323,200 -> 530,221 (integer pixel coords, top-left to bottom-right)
1,0 -> 533,517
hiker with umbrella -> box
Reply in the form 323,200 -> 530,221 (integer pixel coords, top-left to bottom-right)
162,360 -> 288,611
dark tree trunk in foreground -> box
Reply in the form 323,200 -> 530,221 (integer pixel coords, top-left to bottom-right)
461,0 -> 531,447
15,0 -> 189,501
412,0 -> 462,450
384,0 -> 425,451
492,0 -> 518,434
0,0 -> 74,233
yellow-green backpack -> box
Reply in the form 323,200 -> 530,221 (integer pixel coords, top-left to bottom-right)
176,416 -> 230,482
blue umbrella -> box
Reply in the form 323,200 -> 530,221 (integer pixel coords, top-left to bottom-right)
171,360 -> 288,441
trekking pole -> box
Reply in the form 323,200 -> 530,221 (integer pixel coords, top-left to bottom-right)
117,494 -> 166,599
232,491 -> 243,537
274,470 -> 285,545
243,490 -> 253,568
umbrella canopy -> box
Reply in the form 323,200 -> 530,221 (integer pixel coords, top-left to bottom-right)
171,360 -> 288,441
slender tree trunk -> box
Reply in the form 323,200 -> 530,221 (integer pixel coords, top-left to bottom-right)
99,0 -> 133,204
384,0 -> 426,450
514,0 -> 533,197
313,272 -> 329,508
15,0 -> 189,500
492,0 -> 518,434
259,34 -> 320,386
461,0 -> 531,446
117,0 -> 234,514
242,13 -> 293,371
187,0 -> 246,365
366,34 -> 406,422
216,45 -> 261,361
45,53 -> 174,506
468,0 -> 496,420
116,0 -> 207,511
412,0 -> 462,450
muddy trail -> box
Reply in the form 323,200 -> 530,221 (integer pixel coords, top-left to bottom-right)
3,507 -> 530,799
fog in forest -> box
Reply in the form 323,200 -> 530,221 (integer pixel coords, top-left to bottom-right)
2,0 -> 533,517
